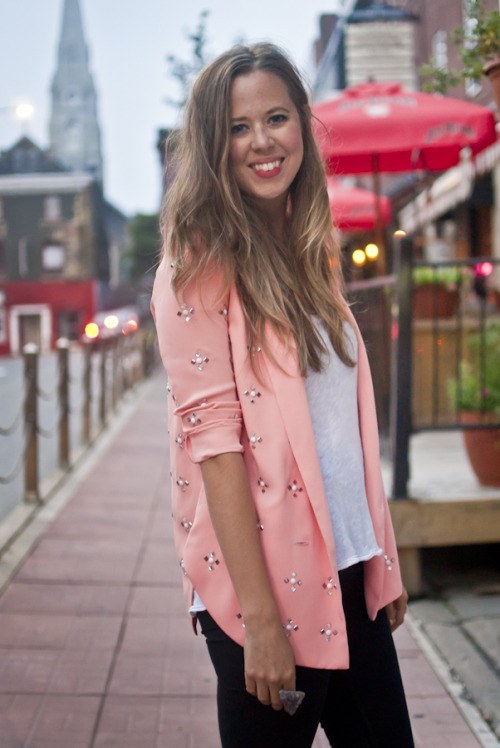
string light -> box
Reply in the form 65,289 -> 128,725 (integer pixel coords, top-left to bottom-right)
476,261 -> 493,277
352,249 -> 366,266
365,243 -> 379,260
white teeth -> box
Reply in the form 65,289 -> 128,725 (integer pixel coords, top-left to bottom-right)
253,160 -> 281,172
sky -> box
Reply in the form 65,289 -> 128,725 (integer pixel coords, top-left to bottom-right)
0,0 -> 345,217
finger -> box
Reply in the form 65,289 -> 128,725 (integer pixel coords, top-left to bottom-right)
270,685 -> 284,711
391,606 -> 405,632
245,676 -> 257,698
255,681 -> 272,706
272,671 -> 296,710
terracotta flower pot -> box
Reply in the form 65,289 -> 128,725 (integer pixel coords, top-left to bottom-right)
460,411 -> 500,487
483,58 -> 500,113
413,284 -> 458,319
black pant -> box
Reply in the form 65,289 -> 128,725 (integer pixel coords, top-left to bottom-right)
198,563 -> 415,748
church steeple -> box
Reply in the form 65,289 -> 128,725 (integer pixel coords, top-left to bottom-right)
49,0 -> 103,182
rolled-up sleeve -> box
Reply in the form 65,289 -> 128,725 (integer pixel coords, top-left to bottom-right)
151,258 -> 244,462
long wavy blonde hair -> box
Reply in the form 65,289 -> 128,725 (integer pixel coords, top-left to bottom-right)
161,43 -> 354,374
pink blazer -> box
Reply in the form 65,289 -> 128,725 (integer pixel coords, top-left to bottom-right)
151,257 -> 402,670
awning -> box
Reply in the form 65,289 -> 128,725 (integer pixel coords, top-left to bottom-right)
398,137 -> 500,233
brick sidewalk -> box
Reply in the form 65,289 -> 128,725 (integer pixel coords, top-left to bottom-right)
0,375 -> 483,747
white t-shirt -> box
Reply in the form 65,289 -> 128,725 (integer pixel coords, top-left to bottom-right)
304,317 -> 381,570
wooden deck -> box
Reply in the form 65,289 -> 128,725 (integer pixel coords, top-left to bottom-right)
382,430 -> 500,596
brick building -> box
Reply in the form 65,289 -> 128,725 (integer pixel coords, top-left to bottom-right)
0,137 -> 108,355
0,0 -> 128,355
313,0 -> 500,273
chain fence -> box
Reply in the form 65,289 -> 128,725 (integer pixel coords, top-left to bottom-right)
0,330 -> 156,519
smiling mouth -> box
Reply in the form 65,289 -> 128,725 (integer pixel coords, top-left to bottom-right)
251,159 -> 283,172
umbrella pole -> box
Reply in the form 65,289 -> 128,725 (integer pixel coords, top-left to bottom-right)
372,153 -> 386,274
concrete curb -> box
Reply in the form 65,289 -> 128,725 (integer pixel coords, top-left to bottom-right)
405,612 -> 500,747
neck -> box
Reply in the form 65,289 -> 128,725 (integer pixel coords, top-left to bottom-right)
252,195 -> 290,240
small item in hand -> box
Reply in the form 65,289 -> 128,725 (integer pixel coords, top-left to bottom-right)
279,689 -> 306,716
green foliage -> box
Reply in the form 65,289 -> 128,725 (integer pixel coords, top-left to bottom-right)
165,10 -> 211,110
125,213 -> 161,283
448,321 -> 500,413
421,0 -> 500,94
412,265 -> 463,289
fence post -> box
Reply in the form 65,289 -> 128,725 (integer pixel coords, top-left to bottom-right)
83,341 -> 92,444
57,338 -> 70,468
99,339 -> 107,428
23,343 -> 39,502
390,235 -> 413,499
111,336 -> 119,412
135,331 -> 144,383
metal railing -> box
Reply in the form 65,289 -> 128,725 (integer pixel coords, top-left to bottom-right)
348,236 -> 500,499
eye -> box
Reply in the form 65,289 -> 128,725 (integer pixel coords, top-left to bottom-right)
230,123 -> 247,135
269,113 -> 288,125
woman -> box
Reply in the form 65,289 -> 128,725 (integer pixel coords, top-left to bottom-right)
152,43 -> 414,748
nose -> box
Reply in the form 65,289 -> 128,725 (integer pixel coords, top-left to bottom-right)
251,125 -> 274,150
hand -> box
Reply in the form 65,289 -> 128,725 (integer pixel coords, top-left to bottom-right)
244,622 -> 296,710
385,587 -> 408,632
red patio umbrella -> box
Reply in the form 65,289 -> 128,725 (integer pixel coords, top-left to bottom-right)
327,177 -> 392,231
313,81 -> 498,175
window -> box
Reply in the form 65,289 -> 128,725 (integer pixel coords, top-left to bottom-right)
65,118 -> 79,132
58,310 -> 80,340
432,29 -> 448,70
43,195 -> 62,221
13,151 -> 24,172
42,244 -> 65,273
12,147 -> 37,173
463,3 -> 482,97
18,237 -> 28,277
0,291 -> 6,344
0,197 -> 4,221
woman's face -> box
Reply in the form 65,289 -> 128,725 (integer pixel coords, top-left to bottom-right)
228,71 -> 304,218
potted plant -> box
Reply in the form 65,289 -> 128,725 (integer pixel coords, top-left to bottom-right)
421,0 -> 500,111
448,321 -> 500,485
412,265 -> 462,319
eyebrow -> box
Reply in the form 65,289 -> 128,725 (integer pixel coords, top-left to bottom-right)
230,106 -> 291,122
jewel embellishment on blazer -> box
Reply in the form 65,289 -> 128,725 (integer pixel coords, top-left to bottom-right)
244,385 -> 261,404
384,554 -> 395,571
186,412 -> 201,425
180,517 -> 192,533
284,571 -> 302,592
320,623 -> 338,642
167,385 -> 179,406
287,480 -> 303,497
191,352 -> 209,370
204,552 -> 220,571
282,619 -> 299,637
174,433 -> 185,449
176,476 -> 189,492
248,432 -> 263,449
177,303 -> 195,322
257,477 -> 268,493
322,578 -> 337,595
